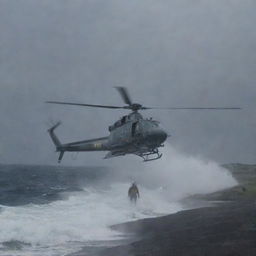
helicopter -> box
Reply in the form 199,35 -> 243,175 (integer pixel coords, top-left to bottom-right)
46,87 -> 240,163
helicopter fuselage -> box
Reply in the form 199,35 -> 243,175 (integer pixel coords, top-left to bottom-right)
48,112 -> 167,162
107,112 -> 167,154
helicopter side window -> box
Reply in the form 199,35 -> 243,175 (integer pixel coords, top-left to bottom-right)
121,116 -> 126,125
131,122 -> 138,137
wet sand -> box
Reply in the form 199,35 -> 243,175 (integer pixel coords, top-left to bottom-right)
105,201 -> 256,256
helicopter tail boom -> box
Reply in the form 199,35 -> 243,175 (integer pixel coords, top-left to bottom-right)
48,122 -> 110,163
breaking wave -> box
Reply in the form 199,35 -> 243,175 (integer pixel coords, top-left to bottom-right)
0,145 -> 237,255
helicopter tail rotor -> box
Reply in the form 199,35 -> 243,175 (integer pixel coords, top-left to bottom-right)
48,121 -> 62,147
48,121 -> 65,163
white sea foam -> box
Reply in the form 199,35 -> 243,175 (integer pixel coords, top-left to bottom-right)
0,144 -> 237,255
0,183 -> 181,256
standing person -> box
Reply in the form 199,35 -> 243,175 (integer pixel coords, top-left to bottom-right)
128,182 -> 140,204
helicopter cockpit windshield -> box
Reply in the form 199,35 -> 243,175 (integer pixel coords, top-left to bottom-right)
151,120 -> 165,130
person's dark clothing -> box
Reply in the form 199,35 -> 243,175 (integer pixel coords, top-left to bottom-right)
128,184 -> 140,203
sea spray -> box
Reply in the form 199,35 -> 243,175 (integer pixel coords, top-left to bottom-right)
0,182 -> 182,256
0,146 -> 237,256
110,143 -> 237,200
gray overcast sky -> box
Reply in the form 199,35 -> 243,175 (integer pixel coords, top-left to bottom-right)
0,0 -> 255,165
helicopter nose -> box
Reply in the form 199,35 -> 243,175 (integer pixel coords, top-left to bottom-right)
147,129 -> 167,145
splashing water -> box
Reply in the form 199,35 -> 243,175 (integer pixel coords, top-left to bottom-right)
110,143 -> 237,200
0,144 -> 237,255
0,183 -> 182,256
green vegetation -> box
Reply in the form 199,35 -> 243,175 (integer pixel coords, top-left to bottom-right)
193,164 -> 256,201
224,164 -> 256,200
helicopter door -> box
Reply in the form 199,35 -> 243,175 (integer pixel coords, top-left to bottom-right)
131,122 -> 138,137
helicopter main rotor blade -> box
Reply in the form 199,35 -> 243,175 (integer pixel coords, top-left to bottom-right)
115,87 -> 133,106
46,101 -> 125,109
145,107 -> 241,110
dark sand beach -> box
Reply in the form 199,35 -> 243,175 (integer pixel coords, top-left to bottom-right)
72,164 -> 256,256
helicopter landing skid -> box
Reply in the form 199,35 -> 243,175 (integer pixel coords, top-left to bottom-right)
137,149 -> 162,162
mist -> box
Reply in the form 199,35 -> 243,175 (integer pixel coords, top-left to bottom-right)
110,143 -> 237,200
0,0 -> 255,165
